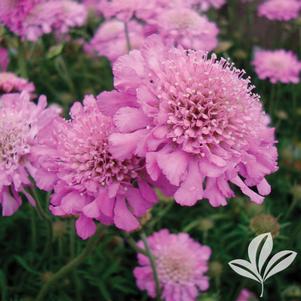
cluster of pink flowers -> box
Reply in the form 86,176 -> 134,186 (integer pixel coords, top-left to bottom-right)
0,0 -> 87,41
252,49 -> 301,84
258,0 -> 301,21
134,229 -> 211,301
0,35 -> 279,244
0,92 -> 58,216
0,73 -> 35,94
86,0 -> 219,63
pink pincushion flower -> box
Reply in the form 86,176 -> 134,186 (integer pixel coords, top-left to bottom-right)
0,0 -> 87,41
34,95 -> 157,239
23,0 -> 88,41
98,36 -> 278,208
252,49 -> 301,84
153,8 -> 219,51
0,72 -> 35,94
236,289 -> 256,301
134,229 -> 211,301
0,0 -> 41,37
0,48 -> 9,72
85,20 -> 144,62
258,0 -> 301,21
0,92 -> 58,216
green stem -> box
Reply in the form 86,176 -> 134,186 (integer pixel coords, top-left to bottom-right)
124,233 -> 147,256
18,42 -> 28,78
140,232 -> 161,301
35,227 -> 102,301
124,22 -> 132,52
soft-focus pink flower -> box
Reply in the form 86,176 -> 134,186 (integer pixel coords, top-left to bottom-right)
258,0 -> 301,21
0,48 -> 9,72
0,0 -> 87,41
0,0 -> 40,37
100,0 -> 141,21
0,92 -> 58,216
85,20 -> 144,62
236,289 -> 256,301
134,229 -> 211,301
192,0 -> 226,11
0,73 -> 35,94
99,36 -> 278,208
252,49 -> 301,84
153,8 -> 219,51
34,95 -> 157,239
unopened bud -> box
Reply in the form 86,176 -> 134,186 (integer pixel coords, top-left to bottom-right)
209,261 -> 223,278
52,221 -> 67,238
250,214 -> 280,238
198,218 -> 214,232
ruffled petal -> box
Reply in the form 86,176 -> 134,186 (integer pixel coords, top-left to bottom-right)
75,215 -> 96,240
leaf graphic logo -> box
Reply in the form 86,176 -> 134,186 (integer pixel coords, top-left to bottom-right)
228,232 -> 297,298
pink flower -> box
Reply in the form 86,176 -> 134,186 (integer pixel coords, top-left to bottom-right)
100,0 -> 141,21
252,49 -> 301,84
258,0 -> 301,21
236,289 -> 256,301
99,36 -> 278,208
0,48 -> 9,71
34,95 -> 157,239
153,8 -> 219,51
0,0 -> 40,37
191,0 -> 226,11
85,20 -> 144,62
134,229 -> 211,301
0,92 -> 58,216
0,72 -> 35,94
0,0 -> 87,41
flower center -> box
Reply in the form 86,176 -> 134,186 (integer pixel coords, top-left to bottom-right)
152,53 -> 261,155
157,248 -> 195,284
0,113 -> 30,170
57,112 -> 142,193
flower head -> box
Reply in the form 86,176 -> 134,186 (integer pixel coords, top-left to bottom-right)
134,229 -> 211,301
153,8 -> 218,51
0,92 -> 58,216
0,72 -> 35,94
35,95 -> 157,239
258,0 -> 301,21
99,36 -> 278,208
0,0 -> 40,36
252,49 -> 301,84
85,20 -> 144,62
0,0 -> 87,41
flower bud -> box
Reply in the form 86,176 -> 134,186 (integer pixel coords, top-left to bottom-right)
209,261 -> 223,278
283,284 -> 301,299
250,214 -> 280,237
291,185 -> 301,201
52,221 -> 67,238
198,218 -> 214,232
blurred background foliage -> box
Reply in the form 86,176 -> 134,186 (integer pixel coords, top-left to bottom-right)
0,1 -> 301,300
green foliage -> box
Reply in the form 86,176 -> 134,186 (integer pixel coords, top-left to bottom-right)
1,3 -> 301,301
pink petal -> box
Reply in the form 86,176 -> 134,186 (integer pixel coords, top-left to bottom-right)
97,91 -> 138,117
138,180 -> 157,204
174,161 -> 204,206
257,178 -> 271,196
231,175 -> 264,204
109,129 -> 148,160
114,107 -> 148,132
82,200 -> 99,218
156,150 -> 188,186
1,188 -> 21,216
61,191 -> 87,214
75,215 -> 97,240
113,196 -> 140,231
126,187 -> 151,217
